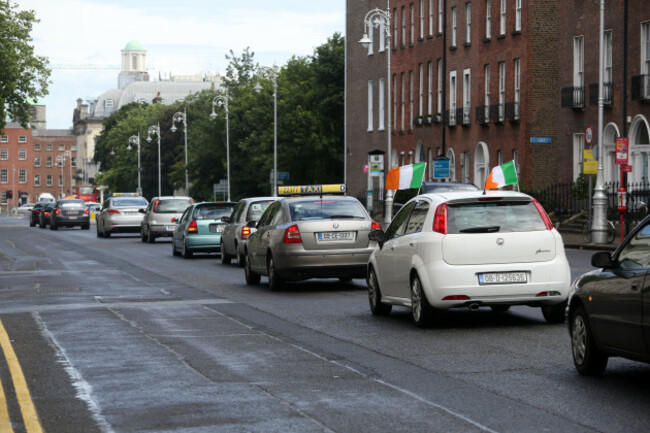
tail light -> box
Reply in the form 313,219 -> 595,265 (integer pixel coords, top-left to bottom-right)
187,220 -> 198,234
107,209 -> 121,215
532,200 -> 554,230
283,224 -> 302,244
241,226 -> 251,240
432,203 -> 448,234
371,221 -> 382,231
153,200 -> 160,213
34,209 -> 41,214
442,295 -> 470,301
55,209 -> 61,215
84,208 -> 90,214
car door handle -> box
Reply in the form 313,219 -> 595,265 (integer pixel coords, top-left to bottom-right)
631,284 -> 639,291
409,242 -> 414,247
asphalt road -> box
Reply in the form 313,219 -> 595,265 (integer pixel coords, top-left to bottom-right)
0,213 -> 649,433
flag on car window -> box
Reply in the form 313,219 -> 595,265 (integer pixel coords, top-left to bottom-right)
484,160 -> 518,189
386,162 -> 427,190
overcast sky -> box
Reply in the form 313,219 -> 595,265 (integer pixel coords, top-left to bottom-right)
14,0 -> 345,129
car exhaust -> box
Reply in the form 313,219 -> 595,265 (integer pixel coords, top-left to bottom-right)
468,303 -> 481,311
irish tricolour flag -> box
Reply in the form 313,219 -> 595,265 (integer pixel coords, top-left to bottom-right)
484,160 -> 518,189
386,162 -> 426,190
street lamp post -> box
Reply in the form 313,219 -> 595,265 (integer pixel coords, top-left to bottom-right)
146,124 -> 162,197
254,66 -> 279,197
58,154 -> 65,197
127,133 -> 142,196
211,92 -> 231,202
359,7 -> 393,223
171,108 -> 189,196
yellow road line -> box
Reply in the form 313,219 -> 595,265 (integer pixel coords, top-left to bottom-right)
0,319 -> 43,433
0,366 -> 14,433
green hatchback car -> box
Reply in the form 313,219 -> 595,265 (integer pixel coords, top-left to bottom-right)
171,202 -> 236,258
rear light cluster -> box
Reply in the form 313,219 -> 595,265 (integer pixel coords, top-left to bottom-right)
283,224 -> 302,244
241,226 -> 251,240
432,203 -> 448,234
55,209 -> 61,215
371,221 -> 382,231
187,220 -> 198,233
83,207 -> 90,215
535,291 -> 561,297
107,209 -> 121,215
442,295 -> 470,301
153,200 -> 159,213
532,200 -> 554,230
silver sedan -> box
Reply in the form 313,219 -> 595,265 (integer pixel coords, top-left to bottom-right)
96,195 -> 149,238
244,195 -> 381,290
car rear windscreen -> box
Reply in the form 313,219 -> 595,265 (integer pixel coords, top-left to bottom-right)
289,200 -> 368,221
114,198 -> 148,207
193,205 -> 235,220
61,201 -> 85,208
447,201 -> 547,234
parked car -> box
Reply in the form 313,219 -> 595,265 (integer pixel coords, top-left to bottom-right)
567,215 -> 650,375
17,203 -> 35,214
171,202 -> 236,258
221,196 -> 277,266
366,190 -> 571,327
244,188 -> 381,290
38,202 -> 56,228
30,202 -> 48,227
50,199 -> 90,230
141,196 -> 193,243
96,194 -> 149,238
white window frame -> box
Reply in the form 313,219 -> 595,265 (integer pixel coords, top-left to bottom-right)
59,174 -> 64,187
402,6 -> 407,46
515,0 -> 522,32
485,0 -> 492,39
18,169 -> 26,184
429,0 -> 434,36
379,16 -> 386,52
34,156 -> 41,167
463,69 -> 471,124
367,19 -> 374,55
34,143 -> 40,151
449,70 -> 457,125
574,36 -> 584,88
499,0 -> 506,36
427,61 -> 433,114
438,0 -> 443,33
393,8 -> 399,48
409,70 -> 414,126
498,61 -> 506,121
47,156 -> 53,167
368,80 -> 374,131
497,149 -> 504,166
34,174 -> 41,187
573,134 -> 585,180
641,21 -> 650,75
46,175 -> 53,187
420,0 -> 425,39
451,7 -> 457,47
410,3 -> 415,44
484,64 -> 491,121
0,149 -> 7,160
419,63 -> 424,116
401,72 -> 406,130
604,30 -> 612,84
466,2 -> 472,44
18,135 -> 26,143
393,74 -> 398,129
513,149 -> 521,178
0,169 -> 7,184
46,143 -> 52,151
379,78 -> 385,131
0,136 -> 7,143
437,59 -> 443,113
59,144 -> 65,151
514,58 -> 521,120
18,148 -> 26,160
462,151 -> 471,183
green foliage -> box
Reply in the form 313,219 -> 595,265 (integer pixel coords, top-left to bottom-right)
0,1 -> 51,131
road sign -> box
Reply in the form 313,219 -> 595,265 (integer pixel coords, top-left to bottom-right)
433,157 -> 450,179
277,171 -> 290,181
616,137 -> 629,165
583,150 -> 597,175
585,126 -> 593,145
621,164 -> 633,173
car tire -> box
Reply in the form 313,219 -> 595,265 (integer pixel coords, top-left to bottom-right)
96,223 -> 103,237
237,251 -> 246,268
50,222 -> 57,230
172,240 -> 180,256
141,230 -> 146,243
147,227 -> 155,243
267,255 -> 283,291
490,305 -> 511,312
82,224 -> 89,230
368,268 -> 392,316
541,301 -> 567,324
39,220 -> 45,229
411,274 -> 436,328
182,241 -> 193,258
30,219 -> 35,227
244,253 -> 260,285
571,305 -> 608,375
103,226 -> 111,238
221,250 -> 232,265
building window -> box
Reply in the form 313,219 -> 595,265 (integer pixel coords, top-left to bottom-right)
643,21 -> 650,75
18,135 -> 26,143
401,72 -> 406,130
379,16 -> 386,52
420,0 -> 425,39
513,149 -> 520,177
437,59 -> 443,112
34,143 -> 41,151
18,148 -> 27,160
498,61 -> 506,121
393,74 -> 398,129
497,149 -> 504,166
574,35 -> 584,106
0,169 -> 7,183
462,151 -> 471,183
47,156 -> 53,167
427,61 -> 433,114
367,18 -> 374,55
0,149 -> 7,160
514,58 -> 521,120
499,0 -> 506,36
484,64 -> 491,121
438,0 -> 443,33
105,99 -> 114,108
410,3 -> 415,44
429,0 -> 434,35
59,144 -> 65,151
19,169 -> 26,184
34,156 -> 41,167
401,6 -> 406,46
379,78 -> 385,131
71,157 -> 76,168
573,134 -> 585,180
466,2 -> 472,44
485,0 -> 492,39
71,145 -> 77,152
0,136 -> 7,143
46,143 -> 52,151
515,0 -> 522,32
419,63 -> 424,116
463,69 -> 471,124
59,174 -> 64,187
46,175 -> 53,187
34,174 -> 40,187
409,70 -> 414,126
368,80 -> 374,131
449,70 -> 457,126
393,8 -> 399,48
451,7 -> 457,47
604,30 -> 612,85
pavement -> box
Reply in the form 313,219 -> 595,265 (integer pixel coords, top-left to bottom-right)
559,230 -> 621,252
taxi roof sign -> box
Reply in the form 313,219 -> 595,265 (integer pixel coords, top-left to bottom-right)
277,184 -> 346,196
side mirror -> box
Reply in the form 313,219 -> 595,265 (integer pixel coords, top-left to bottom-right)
368,229 -> 386,248
221,216 -> 231,223
591,251 -> 613,269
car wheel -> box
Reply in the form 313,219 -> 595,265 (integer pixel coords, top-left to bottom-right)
82,224 -> 89,230
39,220 -> 45,229
571,305 -> 608,375
541,301 -> 567,324
96,223 -> 103,237
367,268 -> 392,316
50,221 -> 57,230
267,255 -> 284,291
30,219 -> 35,227
221,249 -> 232,265
244,253 -> 261,285
411,274 -> 436,328
141,229 -> 146,243
490,305 -> 511,312
172,239 -> 180,256
103,225 -> 111,238
237,251 -> 246,268
147,227 -> 155,243
182,241 -> 193,258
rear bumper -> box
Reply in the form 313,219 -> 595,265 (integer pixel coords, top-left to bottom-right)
186,234 -> 222,252
150,224 -> 176,237
53,216 -> 90,226
274,249 -> 372,280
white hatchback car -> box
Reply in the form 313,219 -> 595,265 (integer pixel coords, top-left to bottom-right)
367,190 -> 571,327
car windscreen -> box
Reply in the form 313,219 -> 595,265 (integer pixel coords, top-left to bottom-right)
193,204 -> 235,220
156,199 -> 192,213
289,199 -> 368,221
447,200 -> 547,234
113,198 -> 148,207
246,200 -> 274,221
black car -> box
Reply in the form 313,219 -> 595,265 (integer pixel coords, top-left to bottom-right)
50,199 -> 90,230
567,215 -> 650,375
38,202 -> 56,228
30,201 -> 48,227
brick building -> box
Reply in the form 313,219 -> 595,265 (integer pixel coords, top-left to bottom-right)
558,0 -> 650,185
347,0 -> 565,213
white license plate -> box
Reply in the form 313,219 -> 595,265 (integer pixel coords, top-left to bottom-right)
166,225 -> 176,231
478,272 -> 527,285
68,216 -> 77,220
317,231 -> 355,241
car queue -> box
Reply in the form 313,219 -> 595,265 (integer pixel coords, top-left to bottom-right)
27,183 -> 650,375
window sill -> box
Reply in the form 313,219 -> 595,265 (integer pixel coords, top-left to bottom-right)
511,30 -> 521,36
483,37 -> 491,43
449,45 -> 457,51
497,34 -> 506,40
418,37 -> 425,42
464,42 -> 471,48
426,35 -> 435,40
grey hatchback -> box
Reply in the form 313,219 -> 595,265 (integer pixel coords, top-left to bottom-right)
140,196 -> 193,243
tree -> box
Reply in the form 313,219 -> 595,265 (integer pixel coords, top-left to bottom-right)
0,1 -> 50,131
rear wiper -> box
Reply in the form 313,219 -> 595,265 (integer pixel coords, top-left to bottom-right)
459,226 -> 501,233
329,215 -> 363,219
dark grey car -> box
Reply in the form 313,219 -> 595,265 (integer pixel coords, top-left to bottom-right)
50,199 -> 90,230
221,197 -> 277,266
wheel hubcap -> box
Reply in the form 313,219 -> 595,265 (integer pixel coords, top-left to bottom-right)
572,315 -> 587,364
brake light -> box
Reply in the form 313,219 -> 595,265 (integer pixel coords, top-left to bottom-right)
432,203 -> 448,234
241,226 -> 251,240
371,221 -> 382,231
34,209 -> 41,214
55,209 -> 61,215
283,224 -> 302,243
84,207 -> 90,214
187,220 -> 198,234
153,200 -> 160,213
107,209 -> 121,215
442,295 -> 470,301
532,200 -> 554,230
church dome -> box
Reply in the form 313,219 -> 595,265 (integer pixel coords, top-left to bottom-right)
124,40 -> 144,51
